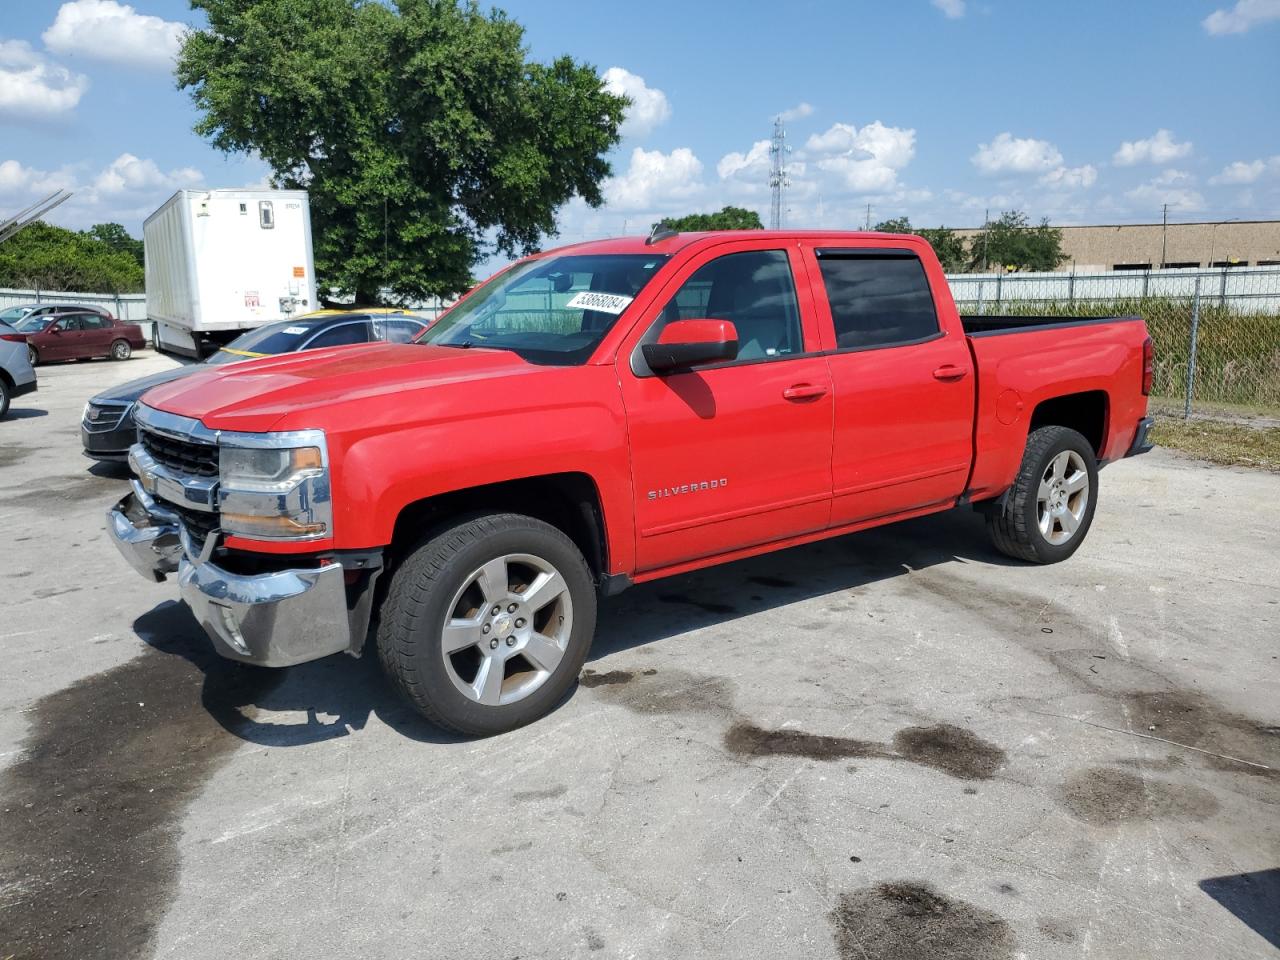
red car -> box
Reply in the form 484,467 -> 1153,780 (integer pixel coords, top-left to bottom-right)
111,228 -> 1154,735
18,310 -> 146,365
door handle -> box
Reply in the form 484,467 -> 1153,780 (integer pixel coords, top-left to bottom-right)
932,364 -> 968,382
783,383 -> 827,401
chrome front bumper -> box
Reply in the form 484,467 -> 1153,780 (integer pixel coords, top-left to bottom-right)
107,483 -> 353,667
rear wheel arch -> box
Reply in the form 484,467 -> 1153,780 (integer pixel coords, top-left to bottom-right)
1028,390 -> 1109,457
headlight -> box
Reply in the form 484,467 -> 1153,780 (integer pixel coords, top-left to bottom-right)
218,430 -> 332,540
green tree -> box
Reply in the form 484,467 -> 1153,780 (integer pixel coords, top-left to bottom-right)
0,222 -> 144,293
872,217 -> 969,272
659,206 -> 764,231
86,222 -> 145,269
177,0 -> 626,304
974,210 -> 1066,272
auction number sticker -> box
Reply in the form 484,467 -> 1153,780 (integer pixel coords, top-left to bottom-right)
566,291 -> 633,314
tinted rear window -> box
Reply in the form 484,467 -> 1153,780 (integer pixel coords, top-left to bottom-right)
816,253 -> 939,350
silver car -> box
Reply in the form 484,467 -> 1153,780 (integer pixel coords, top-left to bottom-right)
0,320 -> 38,418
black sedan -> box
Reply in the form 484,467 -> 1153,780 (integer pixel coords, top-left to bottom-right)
82,311 -> 429,461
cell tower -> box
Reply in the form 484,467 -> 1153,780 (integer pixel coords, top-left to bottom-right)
768,117 -> 790,230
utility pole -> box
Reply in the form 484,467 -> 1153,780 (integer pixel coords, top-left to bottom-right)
768,117 -> 790,230
864,203 -> 872,231
980,208 -> 989,273
1160,203 -> 1168,269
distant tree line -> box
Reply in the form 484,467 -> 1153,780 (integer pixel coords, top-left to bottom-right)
656,207 -> 1067,273
0,222 -> 145,294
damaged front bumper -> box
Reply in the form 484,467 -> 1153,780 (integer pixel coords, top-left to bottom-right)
107,483 -> 360,668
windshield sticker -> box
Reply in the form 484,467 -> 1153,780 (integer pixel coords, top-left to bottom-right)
566,291 -> 634,315
283,326 -> 308,335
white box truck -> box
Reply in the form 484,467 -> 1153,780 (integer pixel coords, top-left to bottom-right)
144,189 -> 318,358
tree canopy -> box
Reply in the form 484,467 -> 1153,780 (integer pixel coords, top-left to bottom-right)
659,206 -> 764,232
177,0 -> 627,304
86,222 -> 145,269
873,217 -> 968,272
973,211 -> 1066,273
0,222 -> 144,293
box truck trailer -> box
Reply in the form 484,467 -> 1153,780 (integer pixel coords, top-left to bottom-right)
144,189 -> 318,358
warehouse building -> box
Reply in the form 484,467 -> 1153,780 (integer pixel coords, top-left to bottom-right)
954,219 -> 1280,272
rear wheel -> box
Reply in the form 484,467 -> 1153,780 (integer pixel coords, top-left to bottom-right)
110,339 -> 131,361
27,346 -> 38,367
376,513 -> 597,736
986,425 -> 1098,564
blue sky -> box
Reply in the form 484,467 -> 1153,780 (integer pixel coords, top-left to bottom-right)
2,0 -> 1278,246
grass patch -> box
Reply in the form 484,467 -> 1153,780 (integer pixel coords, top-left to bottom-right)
1151,417 -> 1280,472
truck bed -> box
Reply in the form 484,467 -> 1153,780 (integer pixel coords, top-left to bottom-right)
961,314 -> 1142,337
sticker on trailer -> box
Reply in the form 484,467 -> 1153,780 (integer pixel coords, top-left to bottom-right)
244,291 -> 260,307
565,291 -> 633,314
293,266 -> 306,278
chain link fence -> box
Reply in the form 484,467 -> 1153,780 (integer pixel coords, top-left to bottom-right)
949,267 -> 1280,421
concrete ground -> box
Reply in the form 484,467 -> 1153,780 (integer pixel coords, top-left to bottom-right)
1,352 -> 1277,960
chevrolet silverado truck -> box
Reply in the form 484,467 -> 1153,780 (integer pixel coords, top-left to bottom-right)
108,229 -> 1155,735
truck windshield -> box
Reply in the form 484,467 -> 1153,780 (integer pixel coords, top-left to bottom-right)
417,253 -> 669,364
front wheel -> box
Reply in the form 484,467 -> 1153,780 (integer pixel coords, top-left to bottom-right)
0,378 -> 10,419
110,339 -> 131,361
376,513 -> 597,736
28,346 -> 38,367
986,425 -> 1098,564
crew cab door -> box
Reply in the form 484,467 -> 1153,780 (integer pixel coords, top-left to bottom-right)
806,245 -> 975,525
618,242 -> 833,572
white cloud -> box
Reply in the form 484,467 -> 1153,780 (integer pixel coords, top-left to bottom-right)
1203,0 -> 1280,34
971,133 -> 1063,174
717,140 -> 772,180
778,102 -> 814,122
1125,171 -> 1204,212
604,147 -> 702,211
932,0 -> 966,18
92,153 -> 202,194
802,120 -> 915,194
602,67 -> 670,140
1209,156 -> 1280,185
1112,129 -> 1192,166
0,39 -> 88,120
0,154 -> 204,229
43,0 -> 185,71
1039,164 -> 1098,189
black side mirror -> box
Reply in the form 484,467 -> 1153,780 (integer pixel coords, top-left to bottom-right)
642,319 -> 739,374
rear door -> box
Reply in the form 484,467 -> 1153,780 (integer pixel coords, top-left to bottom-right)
807,245 -> 975,525
79,314 -> 115,357
617,241 -> 833,572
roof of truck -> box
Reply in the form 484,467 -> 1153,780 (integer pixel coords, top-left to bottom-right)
540,230 -> 925,258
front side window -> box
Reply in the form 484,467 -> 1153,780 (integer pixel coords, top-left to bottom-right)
651,249 -> 802,362
817,252 -> 940,350
377,318 -> 428,343
419,253 -> 669,365
55,316 -> 83,332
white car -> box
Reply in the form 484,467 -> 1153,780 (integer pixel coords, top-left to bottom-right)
0,320 -> 38,418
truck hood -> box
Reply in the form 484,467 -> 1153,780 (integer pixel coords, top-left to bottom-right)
140,343 -> 539,432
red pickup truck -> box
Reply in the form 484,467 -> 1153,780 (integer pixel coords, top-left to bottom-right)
109,229 -> 1154,735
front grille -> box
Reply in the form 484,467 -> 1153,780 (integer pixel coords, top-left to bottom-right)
142,429 -> 219,478
84,401 -> 131,433
173,504 -> 220,545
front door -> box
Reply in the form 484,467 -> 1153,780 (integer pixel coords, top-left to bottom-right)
805,246 -> 975,525
618,243 -> 833,572
41,316 -> 83,361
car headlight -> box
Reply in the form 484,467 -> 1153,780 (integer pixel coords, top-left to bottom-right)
217,430 -> 332,540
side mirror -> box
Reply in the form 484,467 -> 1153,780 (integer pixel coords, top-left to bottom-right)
642,318 -> 738,374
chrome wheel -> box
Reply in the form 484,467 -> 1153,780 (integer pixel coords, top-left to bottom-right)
111,340 -> 131,360
440,553 -> 573,706
1037,450 -> 1089,545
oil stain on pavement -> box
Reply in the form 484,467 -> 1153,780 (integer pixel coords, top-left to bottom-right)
0,602 -> 283,960
1057,766 -> 1221,824
829,882 -> 1015,960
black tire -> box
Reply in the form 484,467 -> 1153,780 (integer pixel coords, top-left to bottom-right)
986,425 -> 1099,564
27,345 -> 38,367
110,339 -> 131,361
376,513 -> 597,736
0,378 -> 10,419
